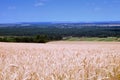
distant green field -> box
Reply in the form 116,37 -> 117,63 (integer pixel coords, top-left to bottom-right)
63,37 -> 120,42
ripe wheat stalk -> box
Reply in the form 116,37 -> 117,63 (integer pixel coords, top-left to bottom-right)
0,42 -> 120,80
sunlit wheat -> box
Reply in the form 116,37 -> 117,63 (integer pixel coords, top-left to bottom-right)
0,41 -> 120,80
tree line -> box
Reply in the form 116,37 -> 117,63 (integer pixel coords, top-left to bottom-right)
0,35 -> 62,43
0,26 -> 120,43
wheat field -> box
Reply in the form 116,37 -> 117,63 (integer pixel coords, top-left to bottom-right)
0,41 -> 120,80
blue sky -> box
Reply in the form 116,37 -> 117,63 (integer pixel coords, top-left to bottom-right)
0,0 -> 120,23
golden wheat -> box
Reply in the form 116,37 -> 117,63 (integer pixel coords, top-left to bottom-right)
0,41 -> 120,80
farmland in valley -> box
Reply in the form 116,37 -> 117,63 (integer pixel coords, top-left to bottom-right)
0,41 -> 120,80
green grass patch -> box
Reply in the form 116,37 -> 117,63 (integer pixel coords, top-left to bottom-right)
63,37 -> 120,42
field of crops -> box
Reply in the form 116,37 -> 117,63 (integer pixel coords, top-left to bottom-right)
0,41 -> 120,80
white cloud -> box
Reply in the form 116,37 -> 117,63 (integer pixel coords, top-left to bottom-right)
34,0 -> 48,7
34,2 -> 44,7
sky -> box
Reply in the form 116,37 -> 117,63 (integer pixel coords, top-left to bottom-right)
0,0 -> 120,23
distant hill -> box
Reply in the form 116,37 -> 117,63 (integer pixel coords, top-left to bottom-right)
0,21 -> 120,27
